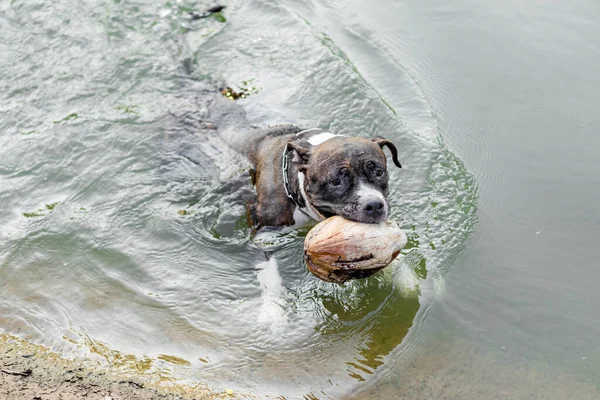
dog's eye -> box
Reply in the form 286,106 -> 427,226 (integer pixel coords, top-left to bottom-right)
330,178 -> 341,186
375,168 -> 384,177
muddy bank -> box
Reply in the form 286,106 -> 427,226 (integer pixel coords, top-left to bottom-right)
0,335 -> 237,400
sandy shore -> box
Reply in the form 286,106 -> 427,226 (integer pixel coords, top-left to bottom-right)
0,334 -> 232,400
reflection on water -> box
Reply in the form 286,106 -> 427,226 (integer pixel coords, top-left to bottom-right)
318,274 -> 421,381
0,0 -> 476,397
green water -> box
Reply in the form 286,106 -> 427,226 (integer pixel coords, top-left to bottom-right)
1,0 -> 598,398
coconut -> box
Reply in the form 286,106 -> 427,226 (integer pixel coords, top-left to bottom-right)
304,216 -> 407,283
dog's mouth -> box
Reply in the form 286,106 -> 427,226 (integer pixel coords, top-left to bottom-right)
312,204 -> 336,219
314,204 -> 388,224
320,210 -> 335,219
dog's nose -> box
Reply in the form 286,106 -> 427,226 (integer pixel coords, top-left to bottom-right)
363,198 -> 385,218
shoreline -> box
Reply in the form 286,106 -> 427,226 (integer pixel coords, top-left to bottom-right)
0,334 -> 232,400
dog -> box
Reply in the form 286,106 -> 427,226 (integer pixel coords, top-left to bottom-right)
244,125 -> 402,230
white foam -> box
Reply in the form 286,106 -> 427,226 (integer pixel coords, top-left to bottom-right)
393,260 -> 421,297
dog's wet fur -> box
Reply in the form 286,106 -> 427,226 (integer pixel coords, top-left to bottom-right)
246,126 -> 401,229
210,95 -> 401,230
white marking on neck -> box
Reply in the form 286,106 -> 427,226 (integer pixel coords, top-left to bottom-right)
292,206 -> 313,227
297,172 -> 326,221
306,132 -> 339,146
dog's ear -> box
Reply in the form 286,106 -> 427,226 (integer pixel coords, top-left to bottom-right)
371,137 -> 402,168
287,139 -> 313,166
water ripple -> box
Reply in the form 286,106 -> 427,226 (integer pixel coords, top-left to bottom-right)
0,0 -> 476,398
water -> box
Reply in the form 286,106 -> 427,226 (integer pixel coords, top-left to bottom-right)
1,0 -> 598,399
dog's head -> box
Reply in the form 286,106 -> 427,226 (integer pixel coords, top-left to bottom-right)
289,136 -> 402,224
